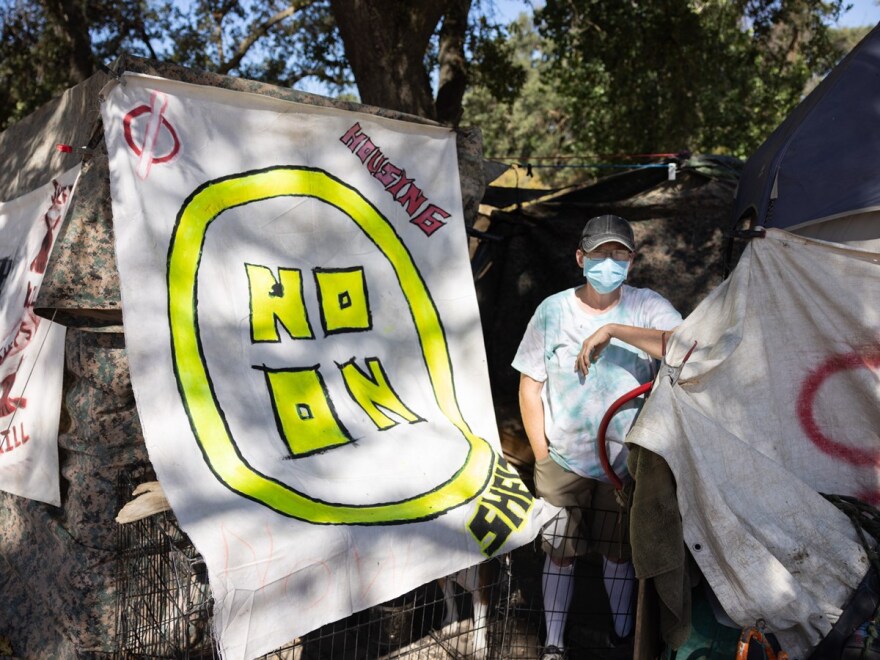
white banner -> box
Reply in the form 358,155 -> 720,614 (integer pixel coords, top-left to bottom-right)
0,167 -> 78,506
101,74 -> 555,660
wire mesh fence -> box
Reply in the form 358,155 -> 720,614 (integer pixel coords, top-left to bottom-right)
114,500 -> 216,658
114,474 -> 638,659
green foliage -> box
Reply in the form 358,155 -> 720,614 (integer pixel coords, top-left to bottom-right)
89,0 -> 350,88
463,13 -> 584,187
464,1 -> 857,188
0,1 -> 86,129
0,0 -> 352,130
829,24 -> 874,56
0,0 -> 523,129
533,0 -> 849,159
467,16 -> 527,104
0,0 -> 862,169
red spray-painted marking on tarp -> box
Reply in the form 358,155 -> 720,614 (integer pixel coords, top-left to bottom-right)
796,348 -> 880,466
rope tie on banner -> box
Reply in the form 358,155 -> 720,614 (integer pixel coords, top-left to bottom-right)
98,62 -> 126,86
56,120 -> 104,160
55,144 -> 93,156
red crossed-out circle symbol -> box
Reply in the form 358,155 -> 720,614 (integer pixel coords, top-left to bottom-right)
123,91 -> 180,178
797,347 -> 880,466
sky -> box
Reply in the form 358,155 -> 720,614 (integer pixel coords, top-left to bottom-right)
835,0 -> 880,27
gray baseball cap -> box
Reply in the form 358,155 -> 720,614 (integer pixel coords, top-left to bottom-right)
580,214 -> 635,252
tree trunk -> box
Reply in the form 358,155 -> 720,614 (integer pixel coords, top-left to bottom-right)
41,0 -> 95,83
436,0 -> 471,125
329,0 -> 449,120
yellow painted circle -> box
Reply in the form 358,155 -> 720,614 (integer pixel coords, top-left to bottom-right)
168,166 -> 495,524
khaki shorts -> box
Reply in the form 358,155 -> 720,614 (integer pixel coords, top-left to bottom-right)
534,455 -> 632,561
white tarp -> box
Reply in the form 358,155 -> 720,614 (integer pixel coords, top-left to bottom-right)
629,228 -> 878,659
101,73 -> 556,660
0,166 -> 77,506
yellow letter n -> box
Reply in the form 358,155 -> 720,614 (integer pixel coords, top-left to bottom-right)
338,357 -> 423,430
247,263 -> 313,342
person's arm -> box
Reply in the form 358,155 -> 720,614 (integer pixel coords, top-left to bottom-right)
518,373 -> 550,461
575,323 -> 678,376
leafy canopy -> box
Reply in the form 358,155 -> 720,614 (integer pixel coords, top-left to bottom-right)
533,0 -> 850,158
0,0 -> 864,175
0,0 -> 526,129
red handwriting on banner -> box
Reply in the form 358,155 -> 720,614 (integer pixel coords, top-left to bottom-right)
0,282 -> 41,417
30,179 -> 72,274
797,348 -> 880,503
340,123 -> 450,236
0,422 -> 29,453
0,282 -> 40,368
0,372 -> 25,417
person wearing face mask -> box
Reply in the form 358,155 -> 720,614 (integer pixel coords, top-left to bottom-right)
512,214 -> 681,660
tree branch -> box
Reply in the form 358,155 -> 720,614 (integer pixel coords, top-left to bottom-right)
137,26 -> 159,61
220,1 -> 315,75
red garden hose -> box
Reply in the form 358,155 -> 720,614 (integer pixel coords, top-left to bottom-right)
597,339 -> 697,489
596,380 -> 654,490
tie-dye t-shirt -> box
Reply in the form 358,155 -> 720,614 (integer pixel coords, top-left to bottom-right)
512,285 -> 681,481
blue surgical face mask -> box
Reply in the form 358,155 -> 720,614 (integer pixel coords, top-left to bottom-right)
583,258 -> 629,294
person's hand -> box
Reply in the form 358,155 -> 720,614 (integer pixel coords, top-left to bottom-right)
576,325 -> 614,376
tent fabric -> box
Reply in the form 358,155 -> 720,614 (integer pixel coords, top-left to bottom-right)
793,210 -> 880,252
732,23 -> 880,231
0,74 -> 104,203
627,228 -> 880,658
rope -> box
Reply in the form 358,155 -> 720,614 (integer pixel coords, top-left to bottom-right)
822,494 -> 880,658
823,494 -> 880,573
486,151 -> 690,160
514,162 -> 672,171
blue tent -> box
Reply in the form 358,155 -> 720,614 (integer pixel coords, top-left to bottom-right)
733,22 -> 880,234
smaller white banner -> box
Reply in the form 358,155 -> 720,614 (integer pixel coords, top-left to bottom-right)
0,166 -> 79,506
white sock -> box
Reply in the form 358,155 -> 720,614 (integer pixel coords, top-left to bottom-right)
602,557 -> 636,638
542,554 -> 575,649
